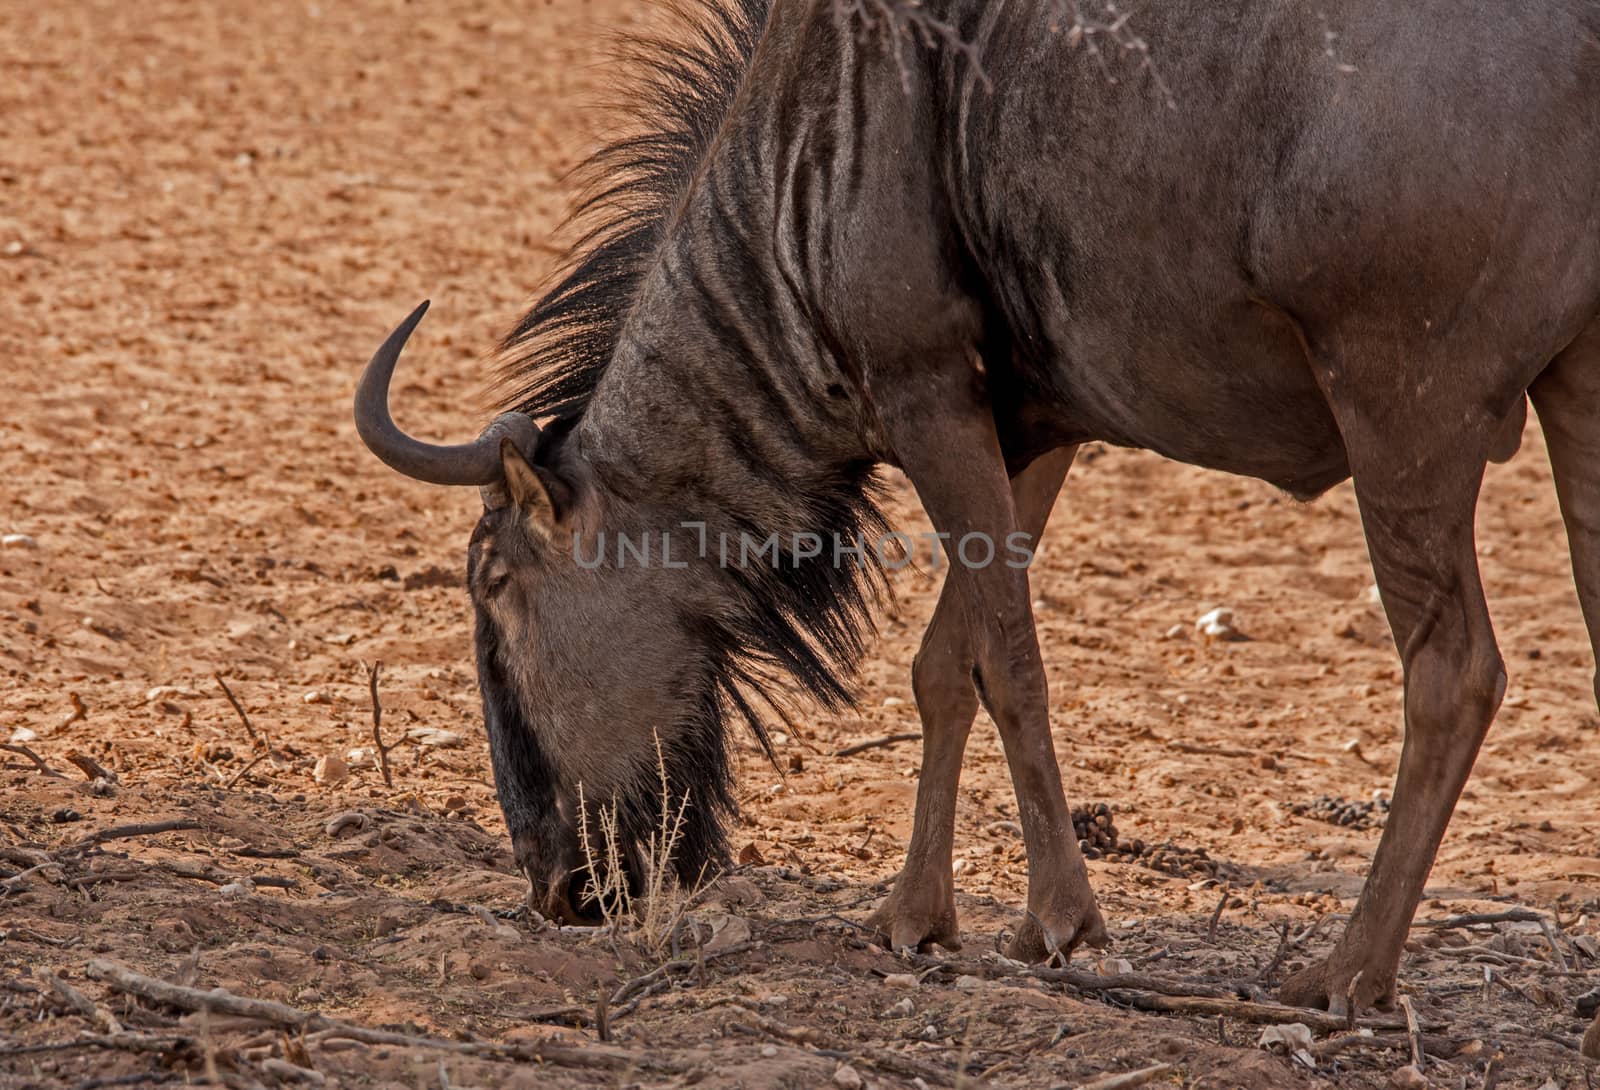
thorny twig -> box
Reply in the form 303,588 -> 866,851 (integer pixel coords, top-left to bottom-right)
365,660 -> 393,788
834,0 -> 1173,108
832,0 -> 991,94
1046,0 -> 1176,109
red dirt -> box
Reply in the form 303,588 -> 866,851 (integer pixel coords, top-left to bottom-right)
2,2 -> 1597,1088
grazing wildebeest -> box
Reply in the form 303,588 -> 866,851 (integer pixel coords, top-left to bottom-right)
354,0 -> 1600,1015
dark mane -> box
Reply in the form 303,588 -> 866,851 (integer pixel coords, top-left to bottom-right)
488,0 -> 889,887
496,0 -> 773,418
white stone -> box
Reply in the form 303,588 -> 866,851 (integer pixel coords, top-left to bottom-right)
1,534 -> 38,549
1195,607 -> 1239,639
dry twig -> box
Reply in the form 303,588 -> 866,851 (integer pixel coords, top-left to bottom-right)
1412,908 -> 1545,930
835,732 -> 920,758
1400,994 -> 1424,1072
1067,1063 -> 1173,1090
213,674 -> 261,746
64,750 -> 117,783
60,819 -> 202,856
364,660 -> 393,788
224,752 -> 269,790
0,742 -> 64,778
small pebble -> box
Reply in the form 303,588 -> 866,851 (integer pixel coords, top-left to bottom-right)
882,974 -> 919,990
887,997 -> 915,1017
761,1045 -> 778,1058
953,975 -> 983,992
303,691 -> 332,705
1,533 -> 38,549
832,1063 -> 863,1090
9,727 -> 37,744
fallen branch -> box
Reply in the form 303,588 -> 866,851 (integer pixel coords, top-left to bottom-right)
913,952 -> 1246,1000
60,820 -> 202,855
1412,908 -> 1544,930
0,1033 -> 191,1058
1,742 -> 65,778
1099,990 -> 1418,1034
835,733 -> 919,758
364,661 -> 393,788
1066,1063 -> 1173,1090
85,959 -> 683,1075
1,860 -> 63,895
1311,1032 -> 1471,1060
42,970 -> 99,1019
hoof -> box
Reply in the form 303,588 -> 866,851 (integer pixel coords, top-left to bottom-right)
1005,900 -> 1109,963
865,884 -> 961,954
1279,957 -> 1395,1016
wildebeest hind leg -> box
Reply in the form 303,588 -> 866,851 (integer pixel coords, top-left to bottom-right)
867,447 -> 1077,953
1530,321 -> 1600,714
1281,358 -> 1506,1014
880,367 -> 1106,962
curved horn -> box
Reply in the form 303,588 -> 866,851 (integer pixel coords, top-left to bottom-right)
354,301 -> 540,486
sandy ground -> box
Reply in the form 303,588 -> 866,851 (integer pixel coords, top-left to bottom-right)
2,2 -> 1598,1088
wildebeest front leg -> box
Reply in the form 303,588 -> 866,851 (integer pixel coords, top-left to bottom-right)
882,382 -> 1106,961
1281,365 -> 1507,1014
867,447 -> 1077,952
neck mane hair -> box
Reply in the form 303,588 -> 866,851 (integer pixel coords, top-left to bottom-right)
494,0 -> 891,882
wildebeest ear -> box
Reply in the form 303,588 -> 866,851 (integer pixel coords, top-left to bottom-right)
499,439 -> 561,538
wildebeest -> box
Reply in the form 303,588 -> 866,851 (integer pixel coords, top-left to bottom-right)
354,0 -> 1600,1015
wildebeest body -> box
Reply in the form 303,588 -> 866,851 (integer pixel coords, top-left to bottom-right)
354,0 -> 1600,1019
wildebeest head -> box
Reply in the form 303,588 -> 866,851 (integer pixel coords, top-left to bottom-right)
349,0 -> 887,924
354,303 -> 754,921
